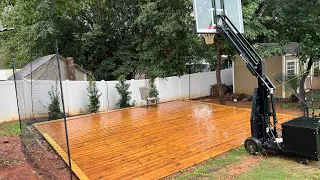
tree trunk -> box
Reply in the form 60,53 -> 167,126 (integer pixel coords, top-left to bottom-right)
216,38 -> 226,105
299,58 -> 314,109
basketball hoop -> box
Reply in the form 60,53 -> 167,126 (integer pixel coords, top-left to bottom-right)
201,34 -> 215,45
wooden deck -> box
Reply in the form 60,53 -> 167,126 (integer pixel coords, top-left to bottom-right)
34,100 -> 295,180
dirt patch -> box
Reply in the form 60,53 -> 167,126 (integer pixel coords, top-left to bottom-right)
227,157 -> 260,176
162,153 -> 230,180
0,136 -> 42,180
163,151 -> 261,180
0,122 -> 78,180
21,126 -> 78,180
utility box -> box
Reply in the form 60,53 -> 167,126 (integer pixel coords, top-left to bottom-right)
282,117 -> 320,160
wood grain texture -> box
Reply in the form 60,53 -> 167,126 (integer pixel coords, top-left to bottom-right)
35,100 -> 295,180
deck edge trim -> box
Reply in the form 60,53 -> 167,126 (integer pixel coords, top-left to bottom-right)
34,125 -> 89,180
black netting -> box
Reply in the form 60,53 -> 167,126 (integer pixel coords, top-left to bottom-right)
274,73 -> 320,117
12,53 -> 73,180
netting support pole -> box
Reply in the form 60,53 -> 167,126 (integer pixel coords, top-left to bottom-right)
56,41 -> 73,180
189,60 -> 191,100
31,61 -> 34,120
106,81 -> 110,111
11,59 -> 22,130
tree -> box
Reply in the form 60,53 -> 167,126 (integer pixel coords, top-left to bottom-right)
77,0 -> 141,80
87,77 -> 101,113
135,0 -> 203,78
213,35 -> 235,105
262,0 -> 320,108
48,87 -> 64,120
0,0 -> 140,80
1,0 -> 283,92
115,75 -> 133,108
148,77 -> 159,101
242,0 -> 277,42
1,0 -> 208,81
0,0 -> 87,68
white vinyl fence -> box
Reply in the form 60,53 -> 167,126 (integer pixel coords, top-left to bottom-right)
0,68 -> 233,123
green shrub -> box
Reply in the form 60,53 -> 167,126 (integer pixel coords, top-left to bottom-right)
115,75 -> 133,108
149,78 -> 159,101
48,87 -> 64,120
0,122 -> 20,136
87,77 -> 101,113
287,75 -> 299,93
287,75 -> 299,102
314,67 -> 320,75
280,103 -> 290,109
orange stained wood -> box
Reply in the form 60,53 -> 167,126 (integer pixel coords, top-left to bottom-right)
34,100 -> 295,180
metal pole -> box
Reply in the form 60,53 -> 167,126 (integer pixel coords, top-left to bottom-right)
106,81 -> 110,110
31,62 -> 34,120
189,61 -> 191,100
56,41 -> 73,180
310,75 -> 315,118
12,59 -> 22,130
220,0 -> 225,16
214,0 -> 218,28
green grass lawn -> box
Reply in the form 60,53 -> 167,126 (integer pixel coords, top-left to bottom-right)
237,157 -> 320,180
174,147 -> 320,180
175,148 -> 248,180
0,121 -> 20,136
279,102 -> 298,110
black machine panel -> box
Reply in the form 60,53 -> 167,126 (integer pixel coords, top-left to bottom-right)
250,88 -> 262,139
282,117 -> 320,160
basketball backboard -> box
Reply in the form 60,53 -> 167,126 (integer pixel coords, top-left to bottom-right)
193,0 -> 244,34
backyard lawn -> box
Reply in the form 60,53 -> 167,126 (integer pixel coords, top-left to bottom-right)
0,121 -> 20,136
171,147 -> 320,180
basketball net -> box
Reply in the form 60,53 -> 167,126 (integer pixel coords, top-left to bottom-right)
202,34 -> 215,45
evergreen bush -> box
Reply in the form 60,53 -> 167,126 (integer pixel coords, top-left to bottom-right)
48,87 -> 64,120
148,78 -> 159,102
87,77 -> 101,113
115,75 -> 133,108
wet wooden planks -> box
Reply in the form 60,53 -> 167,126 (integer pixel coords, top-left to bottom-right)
34,100 -> 295,180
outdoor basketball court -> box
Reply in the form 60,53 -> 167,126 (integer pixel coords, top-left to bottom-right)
34,100 -> 294,180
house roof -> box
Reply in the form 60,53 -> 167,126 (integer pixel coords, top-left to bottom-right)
254,42 -> 300,56
282,42 -> 300,55
8,54 -> 90,80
